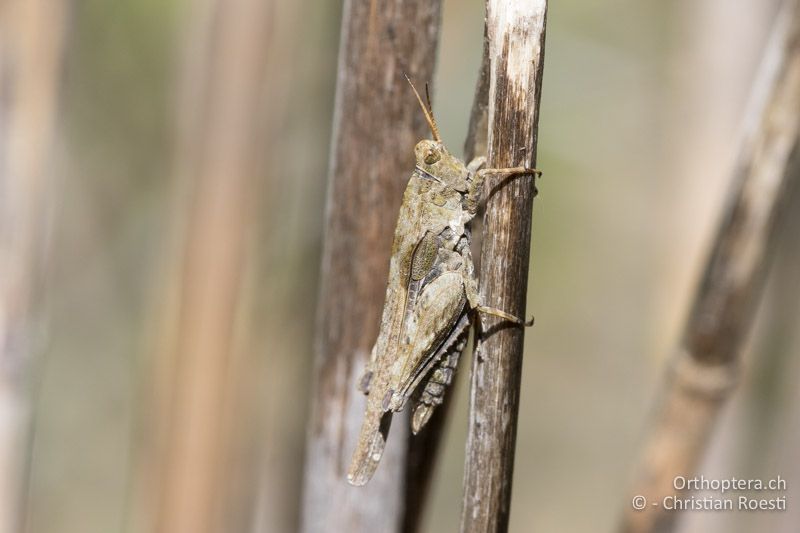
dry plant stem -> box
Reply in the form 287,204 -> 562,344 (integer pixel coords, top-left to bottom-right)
465,20 -> 492,165
147,0 -> 271,532
0,2 -> 68,532
621,2 -> 800,532
300,1 -> 442,532
400,21 -> 492,533
402,405 -> 450,533
460,1 -> 548,532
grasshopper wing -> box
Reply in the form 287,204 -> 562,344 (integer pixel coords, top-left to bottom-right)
348,263 -> 467,485
347,170 -> 469,486
386,270 -> 466,412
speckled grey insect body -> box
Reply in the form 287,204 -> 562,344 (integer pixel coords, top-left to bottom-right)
347,78 -> 538,486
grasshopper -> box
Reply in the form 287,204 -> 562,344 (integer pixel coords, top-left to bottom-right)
347,77 -> 539,486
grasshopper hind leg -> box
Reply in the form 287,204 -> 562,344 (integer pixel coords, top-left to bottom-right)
411,316 -> 470,434
457,235 -> 534,328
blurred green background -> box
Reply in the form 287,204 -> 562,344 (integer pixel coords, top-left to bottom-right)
20,0 -> 799,532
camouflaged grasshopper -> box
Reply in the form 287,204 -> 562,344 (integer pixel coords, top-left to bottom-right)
347,77 -> 539,486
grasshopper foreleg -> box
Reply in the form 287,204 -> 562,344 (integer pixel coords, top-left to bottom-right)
465,158 -> 542,215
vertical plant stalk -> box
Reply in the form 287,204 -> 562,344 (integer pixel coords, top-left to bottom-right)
401,21 -> 491,533
460,1 -> 548,532
300,1 -> 442,532
464,21 -> 492,166
146,1 -> 271,532
621,2 -> 800,532
0,1 -> 68,532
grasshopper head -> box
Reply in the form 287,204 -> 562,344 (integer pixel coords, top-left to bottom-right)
405,75 -> 470,191
414,140 -> 469,191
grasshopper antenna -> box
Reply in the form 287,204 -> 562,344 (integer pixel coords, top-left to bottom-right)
404,74 -> 441,142
424,82 -> 435,121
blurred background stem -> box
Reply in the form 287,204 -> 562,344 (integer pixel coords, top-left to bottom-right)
0,1 -> 69,532
621,2 -> 800,531
140,1 -> 272,532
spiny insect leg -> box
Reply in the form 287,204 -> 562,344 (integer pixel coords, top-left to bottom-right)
411,313 -> 470,434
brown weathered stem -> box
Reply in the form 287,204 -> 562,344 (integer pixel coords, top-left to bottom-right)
0,2 -> 68,532
621,2 -> 800,532
464,20 -> 492,165
300,1 -> 442,532
460,1 -> 548,532
401,409 -> 448,533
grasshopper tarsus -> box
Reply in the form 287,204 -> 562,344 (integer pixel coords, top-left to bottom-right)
476,305 -> 534,327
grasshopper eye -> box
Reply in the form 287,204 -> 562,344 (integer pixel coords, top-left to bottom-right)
424,148 -> 440,165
